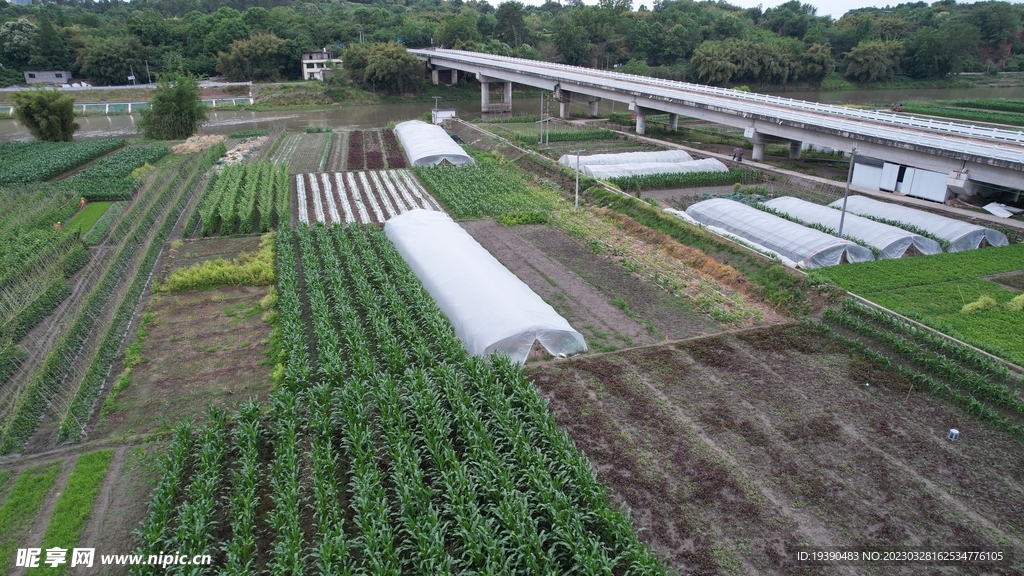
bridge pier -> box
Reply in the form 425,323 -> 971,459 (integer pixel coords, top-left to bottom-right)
431,67 -> 459,86
479,76 -> 512,113
635,107 -> 649,135
668,113 -> 679,131
554,87 -> 600,118
789,141 -> 802,159
752,141 -> 765,162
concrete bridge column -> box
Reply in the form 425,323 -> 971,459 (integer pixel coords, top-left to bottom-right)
449,69 -> 458,86
503,81 -> 512,110
752,141 -> 765,161
431,68 -> 440,86
559,97 -> 570,118
789,141 -> 802,159
588,99 -> 600,117
668,113 -> 679,131
480,80 -> 490,112
635,107 -> 649,135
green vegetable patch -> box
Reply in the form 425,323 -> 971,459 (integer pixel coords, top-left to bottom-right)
66,202 -> 111,235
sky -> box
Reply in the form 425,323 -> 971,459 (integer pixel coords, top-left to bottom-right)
515,0 -> 1024,21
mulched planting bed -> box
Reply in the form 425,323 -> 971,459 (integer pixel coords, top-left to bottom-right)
347,130 -> 365,170
525,322 -> 1024,573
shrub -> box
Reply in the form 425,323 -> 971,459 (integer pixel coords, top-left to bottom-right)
1007,293 -> 1024,312
961,295 -> 998,314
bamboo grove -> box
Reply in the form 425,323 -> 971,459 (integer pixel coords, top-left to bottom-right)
134,223 -> 666,574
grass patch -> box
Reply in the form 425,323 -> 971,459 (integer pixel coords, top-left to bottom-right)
0,463 -> 61,572
35,450 -> 114,575
156,232 -> 275,292
66,201 -> 112,235
81,201 -> 126,246
586,186 -> 810,313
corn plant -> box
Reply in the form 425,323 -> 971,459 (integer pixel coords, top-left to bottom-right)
267,390 -> 306,575
305,383 -> 352,575
222,400 -> 262,576
131,421 -> 193,576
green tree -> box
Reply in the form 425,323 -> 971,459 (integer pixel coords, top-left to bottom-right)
81,36 -> 151,86
905,21 -> 980,78
215,32 -> 288,81
138,73 -> 208,140
31,11 -> 70,70
436,13 -> 479,48
553,19 -> 592,65
363,42 -> 423,95
342,43 -> 371,84
801,42 -> 836,85
495,1 -> 528,46
968,1 -> 1020,48
844,40 -> 905,83
692,40 -> 737,85
13,89 -> 78,141
0,19 -> 39,69
663,19 -> 702,63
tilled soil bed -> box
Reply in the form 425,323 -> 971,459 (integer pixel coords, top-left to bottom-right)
525,323 -> 1024,574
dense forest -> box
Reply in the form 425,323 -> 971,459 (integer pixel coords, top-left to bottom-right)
1,0 -> 1022,91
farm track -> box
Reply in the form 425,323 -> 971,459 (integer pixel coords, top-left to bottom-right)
294,170 -> 443,226
25,157 -> 206,451
0,166 -> 169,425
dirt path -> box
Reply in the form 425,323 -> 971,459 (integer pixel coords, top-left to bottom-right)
461,219 -> 649,351
79,445 -> 126,548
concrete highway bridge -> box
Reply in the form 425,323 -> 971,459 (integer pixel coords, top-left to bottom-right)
410,48 -> 1024,194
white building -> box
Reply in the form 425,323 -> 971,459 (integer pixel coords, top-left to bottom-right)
301,48 -> 343,81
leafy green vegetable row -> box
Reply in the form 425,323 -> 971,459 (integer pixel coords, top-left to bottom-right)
0,139 -> 127,185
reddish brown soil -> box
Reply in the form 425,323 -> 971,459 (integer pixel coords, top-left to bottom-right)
525,323 -> 1024,574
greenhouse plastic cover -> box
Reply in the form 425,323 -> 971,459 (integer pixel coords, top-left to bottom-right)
827,196 -> 1009,252
686,198 -> 875,268
764,196 -> 943,259
583,158 -> 729,179
384,209 -> 587,364
664,208 -> 799,267
558,149 -> 692,168
394,120 -> 475,167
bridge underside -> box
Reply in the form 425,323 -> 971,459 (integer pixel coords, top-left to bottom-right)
419,57 -> 1023,192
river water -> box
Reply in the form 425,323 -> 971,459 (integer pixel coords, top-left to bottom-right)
2,85 -> 1024,142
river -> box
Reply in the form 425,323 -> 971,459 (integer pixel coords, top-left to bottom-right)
2,85 -> 1024,142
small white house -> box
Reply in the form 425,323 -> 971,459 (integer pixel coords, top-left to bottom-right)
301,48 -> 343,81
24,71 -> 71,85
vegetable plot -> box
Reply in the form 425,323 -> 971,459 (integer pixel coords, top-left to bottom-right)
0,139 -> 127,185
134,224 -> 665,574
295,169 -> 443,226
68,145 -> 170,201
192,162 -> 289,236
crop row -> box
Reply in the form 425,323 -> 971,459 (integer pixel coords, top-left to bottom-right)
227,129 -> 270,139
0,185 -> 83,290
514,128 -> 616,143
296,169 -> 442,226
381,129 -> 407,168
57,144 -> 224,442
134,223 -> 665,573
0,139 -> 127,185
813,319 -> 1024,442
937,98 -> 1024,114
194,161 -> 288,236
68,145 -> 170,201
824,305 -> 1023,415
365,129 -> 385,170
414,155 -> 559,220
838,299 -> 1011,381
347,130 -> 365,169
811,243 -> 1024,294
899,103 -> 1024,127
609,168 -> 762,192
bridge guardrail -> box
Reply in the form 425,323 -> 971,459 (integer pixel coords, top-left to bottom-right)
416,49 -> 1024,156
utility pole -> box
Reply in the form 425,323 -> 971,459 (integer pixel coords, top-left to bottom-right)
838,146 -> 857,237
571,149 -> 585,211
145,60 -> 152,84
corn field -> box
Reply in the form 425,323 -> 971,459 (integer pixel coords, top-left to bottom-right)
191,162 -> 289,237
134,223 -> 665,574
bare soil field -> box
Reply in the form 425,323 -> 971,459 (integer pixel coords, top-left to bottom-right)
526,323 -> 1024,574
91,237 -> 273,439
287,132 -> 328,174
325,131 -> 349,171
464,220 -> 729,352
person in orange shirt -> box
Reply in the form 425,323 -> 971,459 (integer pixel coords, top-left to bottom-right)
80,197 -> 86,209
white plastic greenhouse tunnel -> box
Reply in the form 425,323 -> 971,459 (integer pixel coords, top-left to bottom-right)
582,158 -> 728,179
384,209 -> 587,364
685,198 -> 875,268
827,196 -> 1009,252
557,149 -> 693,168
764,196 -> 943,259
394,120 -> 475,167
